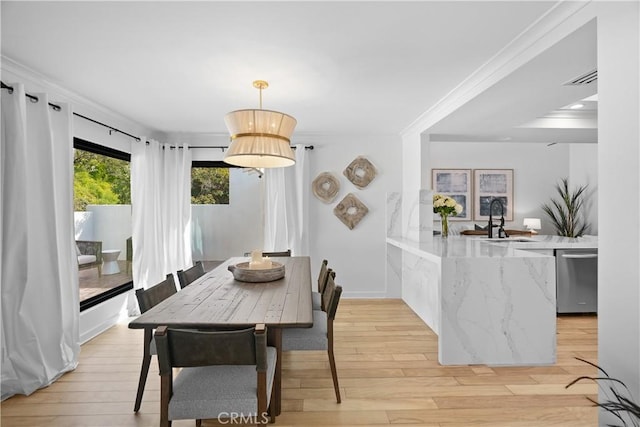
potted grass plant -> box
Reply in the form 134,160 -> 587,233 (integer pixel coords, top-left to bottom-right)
567,357 -> 640,426
541,177 -> 590,237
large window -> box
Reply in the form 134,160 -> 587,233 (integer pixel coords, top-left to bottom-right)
74,139 -> 131,211
191,161 -> 231,205
74,138 -> 133,310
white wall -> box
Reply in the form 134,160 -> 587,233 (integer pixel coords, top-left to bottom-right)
597,2 -> 640,423
307,134 -> 402,298
191,169 -> 263,261
74,211 -> 94,240
171,132 -> 405,298
74,172 -> 263,263
168,132 -> 405,297
429,141 -> 598,235
570,143 -> 598,235
86,205 -> 132,260
2,60 -> 153,154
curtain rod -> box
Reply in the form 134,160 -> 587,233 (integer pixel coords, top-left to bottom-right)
1,81 -> 313,150
2,80 -> 63,112
171,145 -> 315,151
2,80 -> 141,141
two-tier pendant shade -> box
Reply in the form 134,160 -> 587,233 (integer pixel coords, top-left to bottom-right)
223,81 -> 297,168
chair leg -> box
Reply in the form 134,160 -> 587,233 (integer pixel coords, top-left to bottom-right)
266,369 -> 276,424
134,354 -> 151,411
269,404 -> 276,424
267,387 -> 276,424
196,420 -> 202,427
328,345 -> 341,403
160,375 -> 171,427
134,329 -> 153,412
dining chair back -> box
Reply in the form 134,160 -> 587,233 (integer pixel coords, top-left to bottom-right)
312,260 -> 330,311
133,274 -> 177,412
262,249 -> 291,257
135,274 -> 177,313
155,324 -> 276,426
177,261 -> 206,289
243,249 -> 292,257
323,273 -> 343,321
283,272 -> 343,403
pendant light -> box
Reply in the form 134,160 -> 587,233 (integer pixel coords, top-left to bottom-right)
223,80 -> 296,168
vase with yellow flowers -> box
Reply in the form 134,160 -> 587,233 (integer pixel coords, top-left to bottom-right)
433,194 -> 463,238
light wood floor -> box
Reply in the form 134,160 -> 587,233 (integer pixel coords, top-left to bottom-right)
1,299 -> 598,426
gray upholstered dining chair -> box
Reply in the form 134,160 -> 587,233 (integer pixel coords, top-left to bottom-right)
133,274 -> 177,412
312,259 -> 330,311
155,323 -> 276,426
176,261 -> 206,289
283,271 -> 343,403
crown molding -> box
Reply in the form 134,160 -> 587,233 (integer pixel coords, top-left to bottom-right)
163,130 -> 399,146
401,0 -> 596,137
1,55 -> 156,137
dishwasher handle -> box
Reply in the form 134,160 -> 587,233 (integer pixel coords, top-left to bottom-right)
561,253 -> 598,259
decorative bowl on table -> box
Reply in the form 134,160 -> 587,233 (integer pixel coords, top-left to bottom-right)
228,262 -> 285,283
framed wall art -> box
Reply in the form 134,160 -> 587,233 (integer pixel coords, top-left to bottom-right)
431,169 -> 472,220
473,169 -> 513,221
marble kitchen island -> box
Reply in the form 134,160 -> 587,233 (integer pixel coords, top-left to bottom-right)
387,235 -> 558,366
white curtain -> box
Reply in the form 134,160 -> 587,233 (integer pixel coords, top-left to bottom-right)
129,140 -> 192,313
264,144 -> 309,255
1,83 -> 79,400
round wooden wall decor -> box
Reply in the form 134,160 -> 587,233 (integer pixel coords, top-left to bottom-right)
343,156 -> 377,189
333,193 -> 369,230
312,172 -> 340,203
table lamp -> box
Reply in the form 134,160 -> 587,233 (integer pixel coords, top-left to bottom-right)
523,218 -> 541,234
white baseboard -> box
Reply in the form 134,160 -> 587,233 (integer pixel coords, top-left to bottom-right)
79,293 -> 129,344
340,291 -> 390,299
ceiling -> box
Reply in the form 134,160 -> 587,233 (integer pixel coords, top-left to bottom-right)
1,1 -> 596,143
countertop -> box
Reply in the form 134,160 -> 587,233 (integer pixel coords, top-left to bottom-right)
469,234 -> 598,250
386,234 -> 597,260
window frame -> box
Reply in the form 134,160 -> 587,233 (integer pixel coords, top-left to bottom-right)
74,137 -> 131,161
190,161 -> 236,205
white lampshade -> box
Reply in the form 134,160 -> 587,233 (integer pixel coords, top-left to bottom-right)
223,81 -> 297,168
223,109 -> 296,168
523,218 -> 541,230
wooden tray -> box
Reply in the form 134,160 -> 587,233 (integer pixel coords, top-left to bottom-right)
228,262 -> 285,283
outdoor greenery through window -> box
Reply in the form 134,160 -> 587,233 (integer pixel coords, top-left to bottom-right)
74,141 -> 230,208
191,165 -> 230,205
74,149 -> 130,211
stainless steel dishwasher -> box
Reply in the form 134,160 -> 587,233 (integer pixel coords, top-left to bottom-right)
555,248 -> 598,314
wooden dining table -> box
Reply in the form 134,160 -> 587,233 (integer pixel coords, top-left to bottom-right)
128,256 -> 313,416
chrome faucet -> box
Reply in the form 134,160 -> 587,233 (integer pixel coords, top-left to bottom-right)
488,198 -> 508,238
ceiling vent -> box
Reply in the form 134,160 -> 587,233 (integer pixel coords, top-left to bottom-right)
564,69 -> 597,86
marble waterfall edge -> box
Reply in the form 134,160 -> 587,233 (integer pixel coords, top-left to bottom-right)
439,255 -> 556,365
